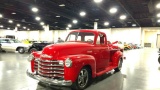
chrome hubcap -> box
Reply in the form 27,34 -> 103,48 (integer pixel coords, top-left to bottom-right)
78,69 -> 88,88
19,48 -> 24,52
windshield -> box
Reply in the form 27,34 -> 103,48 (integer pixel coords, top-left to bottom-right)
66,32 -> 95,44
10,39 -> 21,43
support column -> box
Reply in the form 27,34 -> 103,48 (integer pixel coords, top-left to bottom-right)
14,27 -> 18,39
94,22 -> 98,29
44,24 -> 49,41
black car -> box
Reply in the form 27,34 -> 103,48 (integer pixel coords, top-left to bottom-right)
28,42 -> 53,53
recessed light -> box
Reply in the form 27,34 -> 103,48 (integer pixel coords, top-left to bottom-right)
40,22 -> 44,25
8,20 -> 13,23
55,22 -> 58,23
42,25 -> 45,28
0,25 -> 3,28
112,26 -> 115,27
12,12 -> 16,14
73,20 -> 78,24
80,11 -> 86,16
109,7 -> 117,14
17,24 -> 21,27
32,7 -> 38,12
157,13 -> 160,17
23,26 -> 26,29
132,24 -> 136,26
0,14 -> 3,18
120,15 -> 126,20
156,3 -> 160,9
27,28 -> 30,30
68,24 -> 72,27
7,27 -> 10,29
158,19 -> 160,23
56,16 -> 60,17
104,22 -> 109,26
127,22 -> 131,23
59,4 -> 65,7
94,0 -> 103,3
35,16 -> 41,21
95,19 -> 99,21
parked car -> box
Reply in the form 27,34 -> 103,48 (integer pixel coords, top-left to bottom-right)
27,29 -> 124,90
0,38 -> 31,54
28,42 -> 53,53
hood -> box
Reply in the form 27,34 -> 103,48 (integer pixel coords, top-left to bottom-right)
41,42 -> 93,59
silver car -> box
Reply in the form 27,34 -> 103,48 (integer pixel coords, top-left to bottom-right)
0,38 -> 31,54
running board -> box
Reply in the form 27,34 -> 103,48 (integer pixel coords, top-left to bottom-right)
96,66 -> 117,76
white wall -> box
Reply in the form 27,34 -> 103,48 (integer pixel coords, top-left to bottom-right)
111,27 -> 141,44
1,27 -> 160,48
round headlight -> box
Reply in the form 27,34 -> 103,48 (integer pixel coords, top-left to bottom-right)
27,54 -> 34,62
65,58 -> 72,67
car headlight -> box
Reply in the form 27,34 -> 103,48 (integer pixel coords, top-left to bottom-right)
65,58 -> 72,67
27,54 -> 34,62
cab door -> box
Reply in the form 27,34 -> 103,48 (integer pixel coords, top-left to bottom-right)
95,33 -> 110,71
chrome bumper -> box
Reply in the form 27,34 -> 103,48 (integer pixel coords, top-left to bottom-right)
26,69 -> 72,86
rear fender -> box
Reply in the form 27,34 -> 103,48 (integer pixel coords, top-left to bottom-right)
111,51 -> 123,66
58,54 -> 96,82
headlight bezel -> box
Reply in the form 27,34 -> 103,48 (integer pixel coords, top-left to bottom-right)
27,54 -> 34,62
65,58 -> 72,67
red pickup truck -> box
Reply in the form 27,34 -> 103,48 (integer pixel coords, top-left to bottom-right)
27,29 -> 124,90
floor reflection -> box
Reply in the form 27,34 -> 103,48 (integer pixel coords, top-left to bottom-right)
35,71 -> 124,90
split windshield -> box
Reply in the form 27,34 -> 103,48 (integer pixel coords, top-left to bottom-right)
66,31 -> 95,44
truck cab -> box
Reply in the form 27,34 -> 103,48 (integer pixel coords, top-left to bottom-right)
27,30 -> 124,90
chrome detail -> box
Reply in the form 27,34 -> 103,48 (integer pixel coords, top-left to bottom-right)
27,69 -> 72,86
41,54 -> 52,58
34,58 -> 64,79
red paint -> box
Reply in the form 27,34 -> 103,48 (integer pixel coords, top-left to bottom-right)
29,29 -> 123,83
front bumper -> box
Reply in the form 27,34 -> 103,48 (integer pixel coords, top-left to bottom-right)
26,69 -> 72,86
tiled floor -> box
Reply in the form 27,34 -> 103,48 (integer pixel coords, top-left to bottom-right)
0,48 -> 160,90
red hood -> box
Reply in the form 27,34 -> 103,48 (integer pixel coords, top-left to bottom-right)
41,42 -> 93,59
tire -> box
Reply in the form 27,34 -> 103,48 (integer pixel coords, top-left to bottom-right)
158,56 -> 160,64
29,48 -> 38,53
115,59 -> 123,72
18,47 -> 25,54
72,67 -> 91,90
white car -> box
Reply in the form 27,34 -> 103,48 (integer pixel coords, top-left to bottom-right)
0,38 -> 31,54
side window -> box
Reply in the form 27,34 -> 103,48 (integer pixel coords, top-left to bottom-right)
1,39 -> 9,43
67,34 -> 76,41
96,33 -> 105,45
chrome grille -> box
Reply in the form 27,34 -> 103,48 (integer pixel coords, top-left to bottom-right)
34,59 -> 64,79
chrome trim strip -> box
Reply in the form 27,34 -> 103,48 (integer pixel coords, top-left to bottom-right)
26,69 -> 71,86
39,66 -> 64,70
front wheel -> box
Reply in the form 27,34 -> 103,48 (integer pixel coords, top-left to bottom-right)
72,67 -> 91,90
18,47 -> 25,54
115,59 -> 123,72
29,48 -> 38,53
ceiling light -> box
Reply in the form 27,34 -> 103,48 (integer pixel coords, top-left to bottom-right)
8,20 -> 13,23
120,15 -> 127,20
94,0 -> 103,3
27,28 -> 30,30
23,26 -> 26,29
109,8 -> 117,14
73,20 -> 78,24
42,25 -> 45,28
17,24 -> 21,27
59,4 -> 65,7
157,13 -> 160,17
158,19 -> 160,23
32,7 -> 38,12
56,16 -> 60,17
55,22 -> 58,23
0,14 -> 3,18
68,24 -> 72,27
80,11 -> 86,16
104,22 -> 109,26
7,27 -> 10,30
156,3 -> 160,9
40,22 -> 44,25
35,16 -> 41,21
132,24 -> 136,26
127,22 -> 131,23
112,26 -> 115,27
12,12 -> 16,14
0,25 -> 3,28
66,27 -> 69,30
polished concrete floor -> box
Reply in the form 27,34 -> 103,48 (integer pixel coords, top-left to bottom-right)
0,48 -> 160,90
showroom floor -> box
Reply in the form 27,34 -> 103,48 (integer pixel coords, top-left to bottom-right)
0,48 -> 160,90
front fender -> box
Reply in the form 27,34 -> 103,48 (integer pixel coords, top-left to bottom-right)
58,54 -> 96,82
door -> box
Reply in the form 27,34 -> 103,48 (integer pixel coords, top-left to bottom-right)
95,33 -> 110,71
